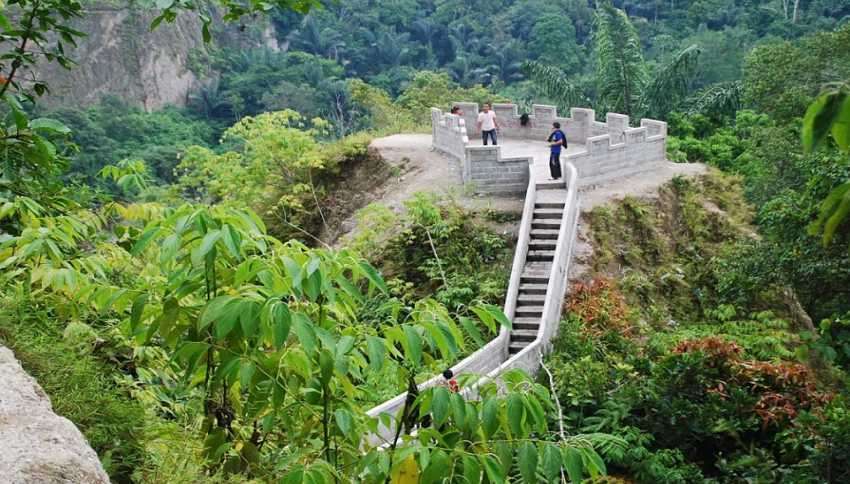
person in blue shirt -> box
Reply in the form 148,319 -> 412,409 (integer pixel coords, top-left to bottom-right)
547,122 -> 566,180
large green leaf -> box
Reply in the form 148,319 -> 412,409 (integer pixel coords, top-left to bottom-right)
200,296 -> 240,332
420,449 -> 449,484
334,408 -> 354,436
507,393 -> 525,437
802,91 -> 847,153
562,446 -> 584,484
831,94 -> 850,151
131,226 -> 161,255
462,455 -> 481,484
542,443 -> 562,483
270,302 -> 292,348
29,117 -> 71,134
192,229 -> 221,267
358,260 -> 388,294
809,181 -> 850,246
518,442 -> 539,484
431,386 -> 450,427
481,454 -> 505,483
482,397 -> 499,438
292,312 -> 317,355
366,336 -> 385,372
402,325 -> 422,366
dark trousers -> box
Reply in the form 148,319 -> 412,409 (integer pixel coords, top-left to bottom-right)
549,151 -> 562,179
482,129 -> 497,145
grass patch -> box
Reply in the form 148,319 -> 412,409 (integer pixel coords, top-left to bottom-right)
0,294 -> 146,483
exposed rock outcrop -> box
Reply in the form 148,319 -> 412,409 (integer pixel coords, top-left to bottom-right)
0,346 -> 109,484
34,7 -> 206,111
32,5 -> 281,111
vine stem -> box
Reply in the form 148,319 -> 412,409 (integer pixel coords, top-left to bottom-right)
423,226 -> 447,287
540,353 -> 569,484
0,0 -> 39,99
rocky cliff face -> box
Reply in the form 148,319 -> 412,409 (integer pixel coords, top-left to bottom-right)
35,7 -> 281,111
0,346 -> 110,483
35,7 -> 207,111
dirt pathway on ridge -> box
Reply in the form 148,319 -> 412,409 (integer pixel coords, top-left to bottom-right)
331,133 -> 707,263
328,133 -> 524,246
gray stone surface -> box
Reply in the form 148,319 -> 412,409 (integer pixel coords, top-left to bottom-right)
0,346 -> 110,484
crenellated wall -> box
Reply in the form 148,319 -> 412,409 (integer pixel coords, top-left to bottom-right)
433,102 -> 668,190
431,107 -> 531,194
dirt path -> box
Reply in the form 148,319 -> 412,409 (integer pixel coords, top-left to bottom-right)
332,133 -> 707,259
330,134 -> 524,246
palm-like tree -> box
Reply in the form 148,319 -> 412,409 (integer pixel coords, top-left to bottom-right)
483,41 -> 525,85
292,15 -> 345,60
593,1 -> 649,116
188,79 -> 230,119
523,0 -> 700,119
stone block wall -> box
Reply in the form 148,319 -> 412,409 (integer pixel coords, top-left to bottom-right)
434,103 -> 668,192
464,146 -> 531,194
431,107 -> 469,160
564,113 -> 668,186
449,102 -> 649,148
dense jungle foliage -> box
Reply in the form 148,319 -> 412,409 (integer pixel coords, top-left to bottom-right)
1,0 -> 850,482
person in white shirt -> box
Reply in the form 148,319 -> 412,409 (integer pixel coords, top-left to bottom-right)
476,103 -> 499,145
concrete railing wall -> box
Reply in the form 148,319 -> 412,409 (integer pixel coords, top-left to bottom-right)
484,164 -> 579,378
565,116 -> 667,186
432,106 -> 531,195
431,107 -> 468,161
366,163 -> 580,446
438,103 -> 668,191
463,146 -> 532,194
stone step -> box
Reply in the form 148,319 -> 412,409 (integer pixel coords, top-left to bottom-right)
530,229 -> 560,239
532,208 -> 563,219
536,180 -> 566,190
520,274 -> 549,284
535,201 -> 565,209
510,329 -> 538,342
531,220 -> 560,230
527,250 -> 555,262
514,306 -> 543,318
519,283 -> 548,295
508,341 -> 528,354
529,241 -> 557,251
513,318 -> 541,330
516,294 -> 546,306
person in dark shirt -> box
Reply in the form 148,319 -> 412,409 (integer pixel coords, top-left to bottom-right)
547,122 -> 566,180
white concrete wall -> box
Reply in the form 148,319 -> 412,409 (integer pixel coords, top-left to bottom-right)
484,164 -> 579,380
439,103 -> 669,189
366,164 -> 581,445
464,146 -> 531,194
431,108 -> 469,160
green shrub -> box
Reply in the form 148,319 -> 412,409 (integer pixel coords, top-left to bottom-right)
0,295 -> 146,483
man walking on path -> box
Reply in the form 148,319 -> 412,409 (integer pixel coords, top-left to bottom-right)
477,103 -> 499,145
547,121 -> 566,180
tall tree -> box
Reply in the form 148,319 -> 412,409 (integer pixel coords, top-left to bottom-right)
523,1 -> 700,120
594,0 -> 647,116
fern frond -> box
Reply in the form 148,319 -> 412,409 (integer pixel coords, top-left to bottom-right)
594,1 -> 647,116
685,80 -> 743,118
521,60 -> 585,110
643,44 -> 701,118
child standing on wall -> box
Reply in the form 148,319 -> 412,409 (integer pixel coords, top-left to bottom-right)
477,103 -> 499,145
547,122 -> 566,180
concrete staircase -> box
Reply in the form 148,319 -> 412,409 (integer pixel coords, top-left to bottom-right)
367,163 -> 580,445
509,184 -> 568,355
